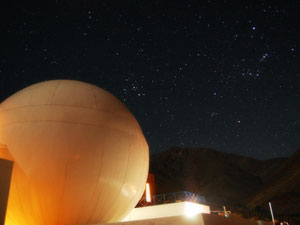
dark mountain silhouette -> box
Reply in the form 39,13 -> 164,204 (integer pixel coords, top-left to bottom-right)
247,148 -> 300,217
149,146 -> 299,222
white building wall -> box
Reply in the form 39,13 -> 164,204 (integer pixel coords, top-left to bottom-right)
122,202 -> 210,222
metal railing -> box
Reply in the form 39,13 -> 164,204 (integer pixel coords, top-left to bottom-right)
137,191 -> 206,207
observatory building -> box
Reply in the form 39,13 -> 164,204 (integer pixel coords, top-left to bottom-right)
0,80 -> 149,225
0,80 -> 273,225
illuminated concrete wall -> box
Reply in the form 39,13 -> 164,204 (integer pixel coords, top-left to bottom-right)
96,213 -> 273,225
0,158 -> 13,225
122,202 -> 210,222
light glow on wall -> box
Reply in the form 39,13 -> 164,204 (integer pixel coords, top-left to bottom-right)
184,202 -> 208,218
145,183 -> 151,202
123,201 -> 210,222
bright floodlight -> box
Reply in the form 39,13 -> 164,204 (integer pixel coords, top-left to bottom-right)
184,202 -> 208,218
145,183 -> 151,203
0,80 -> 149,225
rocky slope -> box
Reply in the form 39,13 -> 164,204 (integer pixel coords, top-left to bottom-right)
247,148 -> 300,217
149,146 -> 299,221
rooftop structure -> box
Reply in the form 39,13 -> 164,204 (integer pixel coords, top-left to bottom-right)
138,191 -> 206,207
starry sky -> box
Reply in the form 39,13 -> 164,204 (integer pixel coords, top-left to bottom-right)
1,0 -> 299,159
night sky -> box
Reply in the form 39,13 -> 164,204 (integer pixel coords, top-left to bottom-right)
1,1 -> 299,159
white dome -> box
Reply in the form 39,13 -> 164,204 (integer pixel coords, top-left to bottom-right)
0,80 -> 149,225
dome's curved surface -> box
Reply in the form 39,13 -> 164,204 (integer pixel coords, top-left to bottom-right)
0,80 -> 149,225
